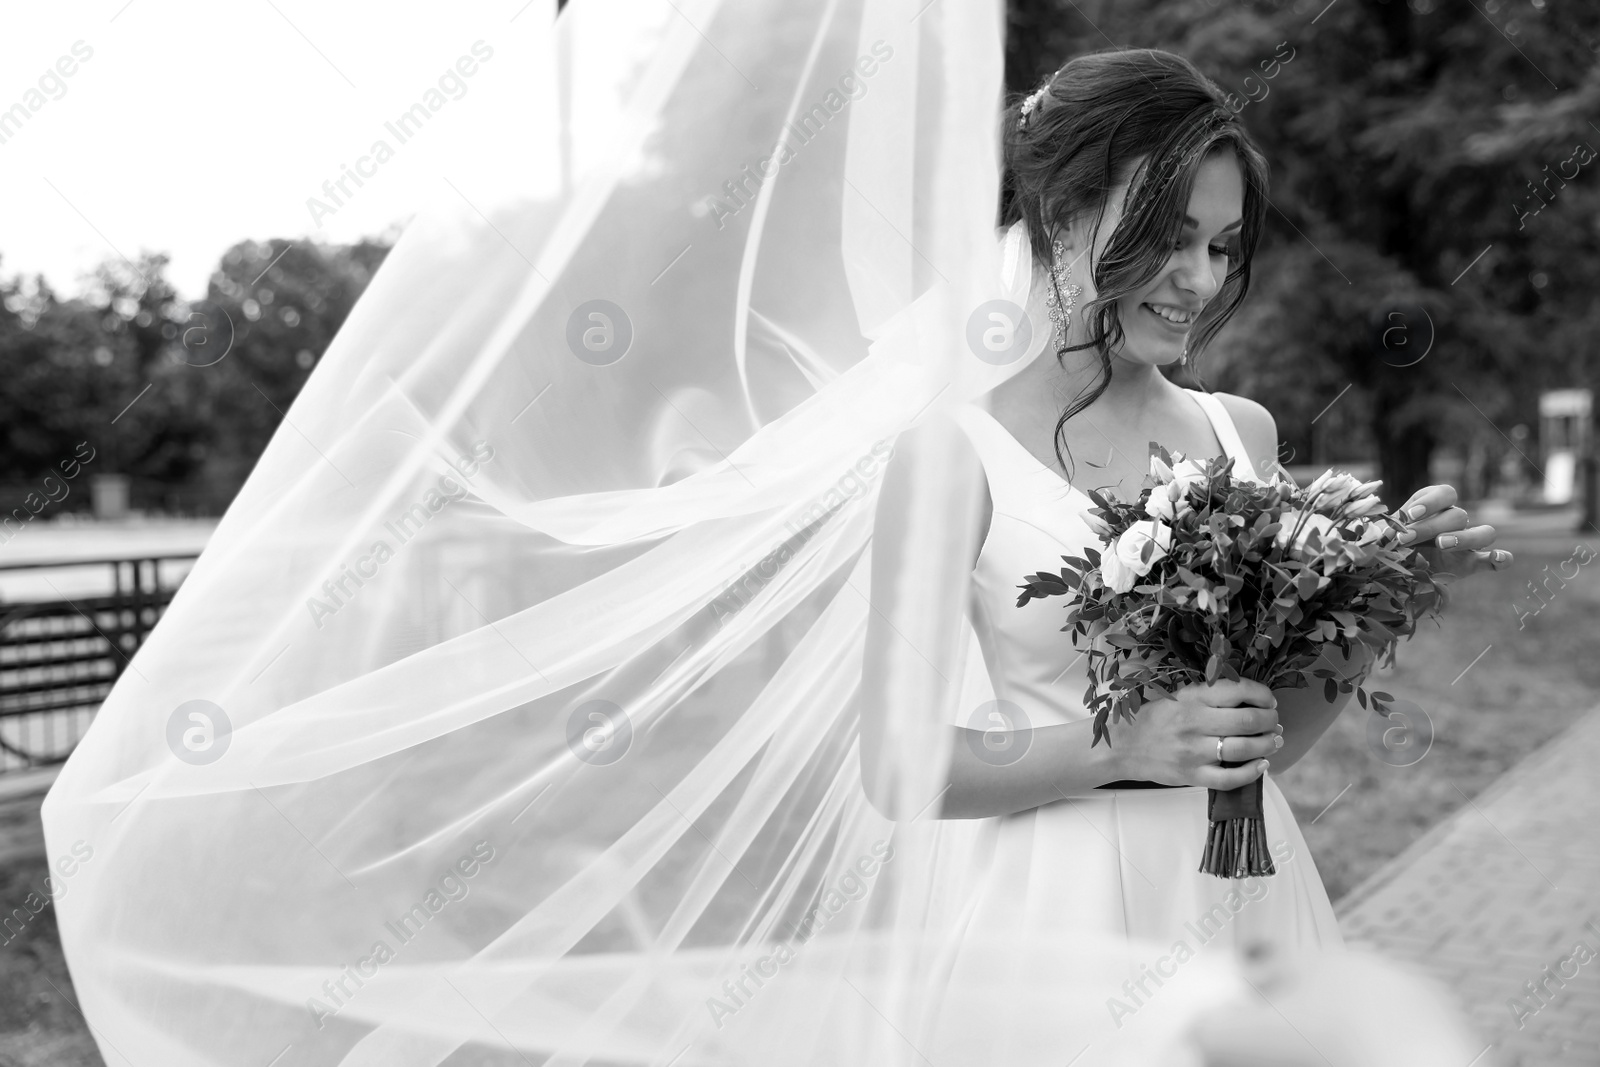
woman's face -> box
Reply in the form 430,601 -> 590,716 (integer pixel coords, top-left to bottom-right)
1063,147 -> 1245,368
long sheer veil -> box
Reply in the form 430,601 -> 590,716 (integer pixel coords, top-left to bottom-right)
42,2 -> 1241,1063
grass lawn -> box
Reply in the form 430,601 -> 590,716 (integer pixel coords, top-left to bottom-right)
1274,507 -> 1600,902
0,796 -> 103,1067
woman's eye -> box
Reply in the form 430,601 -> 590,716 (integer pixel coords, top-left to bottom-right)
1209,243 -> 1237,259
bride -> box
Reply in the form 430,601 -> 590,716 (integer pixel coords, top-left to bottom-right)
862,43 -> 1511,1003
41,3 -> 1506,1065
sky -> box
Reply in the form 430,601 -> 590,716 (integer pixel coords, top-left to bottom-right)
0,0 -> 559,299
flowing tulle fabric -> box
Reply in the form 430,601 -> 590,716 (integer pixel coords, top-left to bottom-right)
43,2 -> 1245,1063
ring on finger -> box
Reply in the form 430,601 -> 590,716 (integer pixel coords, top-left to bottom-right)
1216,736 -> 1226,764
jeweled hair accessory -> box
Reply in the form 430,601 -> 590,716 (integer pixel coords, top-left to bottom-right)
1018,83 -> 1051,129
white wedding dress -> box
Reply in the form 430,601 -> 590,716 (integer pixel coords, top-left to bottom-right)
941,391 -> 1341,966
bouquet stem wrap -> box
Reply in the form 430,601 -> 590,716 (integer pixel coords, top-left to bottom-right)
1201,774 -> 1274,878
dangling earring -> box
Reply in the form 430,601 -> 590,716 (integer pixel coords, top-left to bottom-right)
1044,239 -> 1082,355
1180,339 -> 1189,366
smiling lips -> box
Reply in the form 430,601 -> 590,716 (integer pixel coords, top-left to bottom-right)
1144,302 -> 1199,327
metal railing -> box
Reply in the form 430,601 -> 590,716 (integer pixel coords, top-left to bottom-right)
0,555 -> 198,773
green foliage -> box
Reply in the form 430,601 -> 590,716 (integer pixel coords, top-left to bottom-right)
187,238 -> 389,490
0,238 -> 388,509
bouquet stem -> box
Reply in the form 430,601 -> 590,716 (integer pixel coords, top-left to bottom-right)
1199,777 -> 1277,879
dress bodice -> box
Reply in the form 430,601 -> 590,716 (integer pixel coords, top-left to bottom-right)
952,388 -> 1262,729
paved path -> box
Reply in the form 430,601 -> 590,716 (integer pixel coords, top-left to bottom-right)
1337,707 -> 1600,1066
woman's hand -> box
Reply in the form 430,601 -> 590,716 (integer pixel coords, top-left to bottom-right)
1392,484 -> 1513,576
1106,679 -> 1282,788
1270,640 -> 1372,772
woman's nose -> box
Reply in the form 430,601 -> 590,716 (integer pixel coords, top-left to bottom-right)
1175,246 -> 1222,301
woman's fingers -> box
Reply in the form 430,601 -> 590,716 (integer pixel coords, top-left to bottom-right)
1430,523 -> 1497,551
1219,732 -> 1280,763
1197,760 -> 1269,791
1439,547 -> 1515,577
1409,528 -> 1515,577
1191,678 -> 1278,708
1396,505 -> 1471,544
1198,703 -> 1280,738
1393,493 -> 1517,575
1395,484 -> 1458,524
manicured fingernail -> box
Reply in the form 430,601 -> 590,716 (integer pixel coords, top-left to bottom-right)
1259,759 -> 1270,771
1274,734 -> 1284,750
1406,504 -> 1427,520
1397,528 -> 1417,544
1438,534 -> 1458,549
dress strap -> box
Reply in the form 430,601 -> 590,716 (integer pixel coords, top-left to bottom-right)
951,404 -> 1078,515
1184,389 -> 1261,484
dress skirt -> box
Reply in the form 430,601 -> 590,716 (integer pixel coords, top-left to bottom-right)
913,774 -> 1343,1065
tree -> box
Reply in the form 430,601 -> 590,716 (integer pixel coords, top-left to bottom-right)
0,253 -> 202,494
1004,0 -> 1600,504
184,237 -> 390,492
0,237 -> 390,514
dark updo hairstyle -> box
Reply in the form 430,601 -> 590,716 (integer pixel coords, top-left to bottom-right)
999,47 -> 1270,478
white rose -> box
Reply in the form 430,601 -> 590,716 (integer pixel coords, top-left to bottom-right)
1171,456 -> 1211,495
1100,550 -> 1137,593
1144,480 -> 1194,522
1103,520 -> 1173,593
1151,452 -> 1208,484
1302,469 -> 1336,499
1343,494 -> 1387,519
1274,509 -> 1341,556
1319,472 -> 1364,510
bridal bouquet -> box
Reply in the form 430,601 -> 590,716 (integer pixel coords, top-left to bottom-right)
1017,449 -> 1450,878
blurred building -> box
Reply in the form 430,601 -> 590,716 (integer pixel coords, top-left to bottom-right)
1539,388 -> 1592,506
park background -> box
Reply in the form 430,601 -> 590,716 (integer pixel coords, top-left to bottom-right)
1,0 -> 1597,1064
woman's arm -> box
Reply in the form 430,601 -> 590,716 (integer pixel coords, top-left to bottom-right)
860,419 -> 1277,821
1269,639 -> 1374,771
860,418 -> 1132,817
938,718 -> 1130,818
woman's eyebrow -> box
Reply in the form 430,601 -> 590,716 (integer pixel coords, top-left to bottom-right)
1183,215 -> 1244,231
